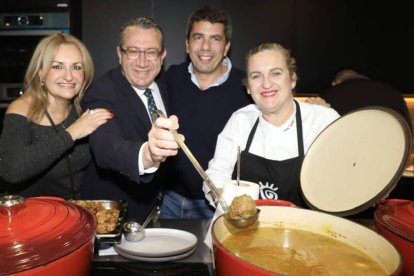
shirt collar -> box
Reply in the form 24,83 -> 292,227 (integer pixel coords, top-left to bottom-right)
187,57 -> 232,89
132,82 -> 156,96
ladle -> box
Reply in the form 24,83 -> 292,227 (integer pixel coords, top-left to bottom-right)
154,110 -> 260,228
123,201 -> 161,242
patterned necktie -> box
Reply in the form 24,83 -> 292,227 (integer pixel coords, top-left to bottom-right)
143,88 -> 158,122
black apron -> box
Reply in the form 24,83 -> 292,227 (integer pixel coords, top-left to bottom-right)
232,100 -> 306,207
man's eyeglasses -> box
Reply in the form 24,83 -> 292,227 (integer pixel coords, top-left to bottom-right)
120,47 -> 161,61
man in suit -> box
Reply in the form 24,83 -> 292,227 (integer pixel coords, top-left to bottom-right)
319,69 -> 412,131
81,17 -> 179,222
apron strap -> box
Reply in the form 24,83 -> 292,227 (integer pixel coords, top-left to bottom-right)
294,100 -> 304,157
245,118 -> 260,151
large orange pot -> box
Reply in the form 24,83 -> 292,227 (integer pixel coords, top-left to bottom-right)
375,199 -> 414,276
0,195 -> 97,276
210,108 -> 411,275
212,201 -> 402,275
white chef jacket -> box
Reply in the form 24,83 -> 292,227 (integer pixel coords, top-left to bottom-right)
204,100 -> 340,200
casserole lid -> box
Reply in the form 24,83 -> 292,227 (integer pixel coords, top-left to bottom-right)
0,195 -> 97,275
300,107 -> 412,216
374,199 -> 414,241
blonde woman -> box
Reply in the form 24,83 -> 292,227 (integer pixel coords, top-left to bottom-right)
0,33 -> 113,199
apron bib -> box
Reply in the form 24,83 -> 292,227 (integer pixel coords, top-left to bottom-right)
232,100 -> 306,207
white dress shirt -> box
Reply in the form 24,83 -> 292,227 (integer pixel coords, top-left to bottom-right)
132,82 -> 167,176
188,57 -> 232,89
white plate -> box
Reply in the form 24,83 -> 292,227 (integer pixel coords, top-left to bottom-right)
114,228 -> 197,257
114,245 -> 196,262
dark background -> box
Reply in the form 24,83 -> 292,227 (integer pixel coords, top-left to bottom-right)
81,0 -> 414,93
1,0 -> 413,94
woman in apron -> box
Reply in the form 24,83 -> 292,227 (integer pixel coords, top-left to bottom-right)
204,43 -> 340,208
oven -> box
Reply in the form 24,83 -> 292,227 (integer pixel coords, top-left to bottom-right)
0,12 -> 70,105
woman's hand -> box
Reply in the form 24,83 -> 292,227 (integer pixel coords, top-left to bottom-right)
65,108 -> 113,140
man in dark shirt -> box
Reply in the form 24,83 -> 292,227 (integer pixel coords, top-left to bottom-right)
319,69 -> 414,214
160,5 -> 252,219
319,69 -> 412,131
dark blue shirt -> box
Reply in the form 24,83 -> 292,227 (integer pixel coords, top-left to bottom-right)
164,62 -> 252,198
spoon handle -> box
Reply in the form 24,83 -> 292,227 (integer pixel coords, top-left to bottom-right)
154,110 -> 229,211
141,200 -> 160,228
237,146 -> 241,186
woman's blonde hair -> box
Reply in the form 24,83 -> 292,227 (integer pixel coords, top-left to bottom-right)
23,33 -> 94,122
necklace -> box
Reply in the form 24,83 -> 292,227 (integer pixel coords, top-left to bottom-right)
44,110 -> 76,198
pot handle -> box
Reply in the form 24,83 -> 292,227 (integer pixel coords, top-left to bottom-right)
376,198 -> 412,207
256,199 -> 297,207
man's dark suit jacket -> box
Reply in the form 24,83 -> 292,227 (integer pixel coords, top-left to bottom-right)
319,78 -> 412,131
81,66 -> 169,222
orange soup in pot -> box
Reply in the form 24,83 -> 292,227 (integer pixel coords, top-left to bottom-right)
222,227 -> 387,276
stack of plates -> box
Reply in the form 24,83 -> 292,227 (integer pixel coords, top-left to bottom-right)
114,228 -> 198,262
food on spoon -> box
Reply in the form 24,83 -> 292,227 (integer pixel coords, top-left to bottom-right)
228,194 -> 257,220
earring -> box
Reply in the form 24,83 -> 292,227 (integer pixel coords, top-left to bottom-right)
41,80 -> 45,87
247,88 -> 251,95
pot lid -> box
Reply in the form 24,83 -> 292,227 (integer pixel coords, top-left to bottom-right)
300,107 -> 412,216
0,195 -> 97,275
375,200 -> 414,241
